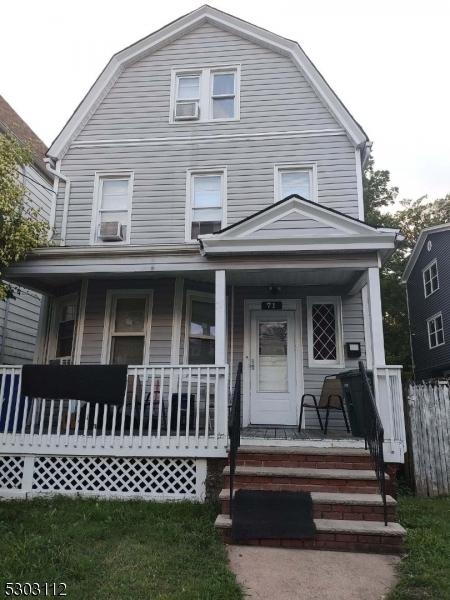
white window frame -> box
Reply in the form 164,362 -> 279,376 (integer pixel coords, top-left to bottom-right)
47,293 -> 79,363
90,171 -> 134,245
185,167 -> 227,242
307,296 -> 344,368
422,258 -> 439,298
101,289 -> 154,365
169,65 -> 240,124
274,164 -> 318,203
427,312 -> 445,350
183,291 -> 215,364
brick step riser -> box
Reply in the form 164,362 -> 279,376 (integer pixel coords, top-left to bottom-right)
235,457 -> 374,470
220,497 -> 396,522
218,528 -> 403,554
224,477 -> 380,495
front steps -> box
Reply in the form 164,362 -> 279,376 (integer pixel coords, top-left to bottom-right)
215,445 -> 405,554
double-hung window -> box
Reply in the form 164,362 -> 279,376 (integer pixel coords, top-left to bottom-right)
427,313 -> 444,349
185,292 -> 215,364
172,67 -> 239,122
187,170 -> 225,240
423,259 -> 439,297
307,297 -> 344,367
275,165 -> 316,202
92,173 -> 133,244
103,291 -> 153,365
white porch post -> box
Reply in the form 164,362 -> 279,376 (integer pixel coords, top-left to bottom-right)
215,270 -> 226,365
366,267 -> 386,366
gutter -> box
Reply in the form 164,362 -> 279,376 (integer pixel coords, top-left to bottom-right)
44,158 -> 70,244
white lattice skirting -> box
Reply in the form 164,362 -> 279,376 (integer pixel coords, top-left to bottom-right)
0,455 -> 207,501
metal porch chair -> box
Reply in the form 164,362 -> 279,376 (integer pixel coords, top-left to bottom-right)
298,374 -> 350,434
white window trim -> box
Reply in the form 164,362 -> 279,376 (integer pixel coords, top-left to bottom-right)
101,289 -> 154,365
47,292 -> 79,363
183,290 -> 215,364
185,167 -> 227,242
274,163 -> 318,203
427,311 -> 445,350
169,65 -> 241,124
422,258 -> 439,298
90,171 -> 134,245
307,296 -> 344,368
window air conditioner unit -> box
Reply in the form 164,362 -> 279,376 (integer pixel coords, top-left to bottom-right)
174,101 -> 200,120
99,221 -> 124,242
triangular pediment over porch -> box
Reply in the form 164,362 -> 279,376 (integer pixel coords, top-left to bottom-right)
199,195 -> 400,259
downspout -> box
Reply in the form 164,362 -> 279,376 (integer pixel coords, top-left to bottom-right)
44,158 -> 70,245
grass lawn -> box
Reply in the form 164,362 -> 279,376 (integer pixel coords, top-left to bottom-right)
0,497 -> 242,600
388,494 -> 450,600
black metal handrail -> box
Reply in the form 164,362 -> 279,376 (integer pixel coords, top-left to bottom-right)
358,361 -> 388,525
228,362 -> 243,518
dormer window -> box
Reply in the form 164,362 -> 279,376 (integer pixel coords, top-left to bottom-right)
171,67 -> 240,123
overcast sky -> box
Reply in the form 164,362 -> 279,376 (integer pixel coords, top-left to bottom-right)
2,0 -> 449,200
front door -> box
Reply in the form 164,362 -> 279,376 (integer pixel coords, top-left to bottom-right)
249,310 -> 297,425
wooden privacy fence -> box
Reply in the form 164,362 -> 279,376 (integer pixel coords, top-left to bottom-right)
407,382 -> 450,496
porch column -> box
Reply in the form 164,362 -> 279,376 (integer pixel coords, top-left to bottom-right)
366,267 -> 386,366
215,270 -> 226,365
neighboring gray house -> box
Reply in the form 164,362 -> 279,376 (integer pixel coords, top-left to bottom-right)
402,224 -> 450,379
1,6 -> 407,552
0,96 -> 53,364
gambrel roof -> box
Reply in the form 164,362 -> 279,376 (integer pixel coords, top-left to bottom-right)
199,195 -> 400,260
48,4 -> 369,160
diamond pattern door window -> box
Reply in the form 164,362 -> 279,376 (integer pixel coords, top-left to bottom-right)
312,303 -> 337,361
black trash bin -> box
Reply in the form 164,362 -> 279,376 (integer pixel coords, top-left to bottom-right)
337,369 -> 373,438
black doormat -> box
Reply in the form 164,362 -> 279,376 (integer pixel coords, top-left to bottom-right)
231,490 -> 316,542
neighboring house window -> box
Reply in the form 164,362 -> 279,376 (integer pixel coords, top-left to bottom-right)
275,165 -> 317,202
307,297 -> 344,367
423,259 -> 439,297
49,294 -> 78,363
427,313 -> 444,349
103,291 -> 153,365
91,173 -> 133,244
187,170 -> 226,240
171,67 -> 239,123
185,292 -> 215,364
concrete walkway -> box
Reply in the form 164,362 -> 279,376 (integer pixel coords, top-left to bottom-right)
228,546 -> 400,600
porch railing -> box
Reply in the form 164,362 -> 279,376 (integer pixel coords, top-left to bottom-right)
0,365 -> 229,457
358,361 -> 388,526
373,365 -> 406,463
228,362 -> 242,518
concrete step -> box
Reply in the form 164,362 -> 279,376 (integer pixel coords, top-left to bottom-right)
215,513 -> 405,554
236,445 -> 373,470
219,489 -> 397,522
223,465 -> 385,494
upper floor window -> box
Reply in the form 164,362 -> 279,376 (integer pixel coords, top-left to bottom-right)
427,312 -> 444,349
275,165 -> 317,202
423,259 -> 439,297
91,172 -> 133,244
307,296 -> 344,367
186,169 -> 226,241
171,67 -> 240,123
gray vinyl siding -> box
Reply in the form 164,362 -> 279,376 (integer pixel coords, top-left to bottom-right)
407,230 -> 450,378
80,278 -> 175,365
53,22 -> 359,246
0,165 -> 52,364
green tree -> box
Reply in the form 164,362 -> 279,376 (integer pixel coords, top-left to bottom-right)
363,157 -> 450,368
0,134 -> 48,300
